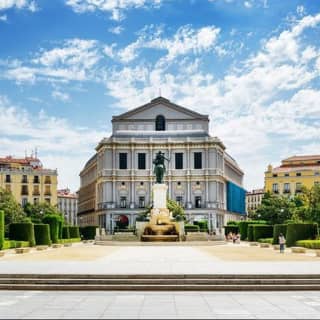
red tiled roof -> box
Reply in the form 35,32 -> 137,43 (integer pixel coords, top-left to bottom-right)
273,165 -> 320,173
0,156 -> 41,165
283,155 -> 320,162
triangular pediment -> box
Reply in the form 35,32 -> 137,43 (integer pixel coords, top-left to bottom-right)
112,97 -> 208,121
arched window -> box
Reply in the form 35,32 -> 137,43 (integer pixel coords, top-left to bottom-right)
155,115 -> 165,131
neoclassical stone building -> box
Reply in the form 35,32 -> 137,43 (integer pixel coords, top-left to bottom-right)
78,97 -> 246,234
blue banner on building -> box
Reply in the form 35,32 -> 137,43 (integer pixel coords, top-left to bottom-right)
226,181 -> 246,214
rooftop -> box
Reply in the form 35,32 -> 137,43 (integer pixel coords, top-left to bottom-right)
58,188 -> 78,198
283,155 -> 320,162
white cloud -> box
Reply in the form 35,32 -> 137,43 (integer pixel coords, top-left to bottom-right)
52,90 -> 70,102
0,0 -> 37,12
244,1 -> 252,9
65,0 -> 163,21
106,25 -> 221,63
0,95 -> 105,191
0,14 -> 7,21
108,25 -> 124,34
296,5 -> 306,16
3,39 -> 101,83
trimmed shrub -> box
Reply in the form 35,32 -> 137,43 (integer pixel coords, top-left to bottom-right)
194,220 -> 208,232
257,238 -> 273,244
58,220 -> 63,239
286,223 -> 318,247
253,225 -> 273,242
69,226 -> 80,238
185,224 -> 200,233
273,224 -> 287,244
238,220 -> 267,240
3,240 -> 29,249
80,226 -> 98,240
58,238 -> 81,244
8,223 -> 35,246
224,225 -> 239,236
227,220 -> 239,226
42,215 -> 61,243
0,210 -> 4,250
62,226 -> 70,239
34,224 -> 51,245
247,225 -> 254,242
296,240 -> 320,249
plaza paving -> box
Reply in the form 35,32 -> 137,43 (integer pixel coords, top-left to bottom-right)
1,290 -> 320,319
0,242 -> 320,274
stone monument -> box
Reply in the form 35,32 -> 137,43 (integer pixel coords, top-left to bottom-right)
141,151 -> 180,241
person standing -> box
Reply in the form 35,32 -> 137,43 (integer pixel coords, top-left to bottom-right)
279,233 -> 286,253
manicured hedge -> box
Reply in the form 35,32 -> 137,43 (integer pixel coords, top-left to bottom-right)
253,225 -> 273,242
273,224 -> 287,244
62,226 -> 70,239
58,220 -> 63,239
286,223 -> 318,247
296,240 -> 320,249
58,238 -> 81,244
238,220 -> 267,240
80,226 -> 98,240
0,210 -> 4,250
69,226 -> 80,238
34,224 -> 51,245
42,215 -> 61,243
3,240 -> 29,249
194,220 -> 208,232
185,224 -> 200,232
227,220 -> 239,226
9,223 -> 35,247
224,225 -> 239,236
257,238 -> 273,244
247,225 -> 254,242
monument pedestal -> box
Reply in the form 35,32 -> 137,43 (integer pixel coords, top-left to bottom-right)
152,183 -> 168,209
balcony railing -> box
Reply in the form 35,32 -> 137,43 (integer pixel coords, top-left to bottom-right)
44,179 -> 51,184
44,191 -> 51,196
283,190 -> 290,194
21,190 -> 28,195
33,191 -> 40,196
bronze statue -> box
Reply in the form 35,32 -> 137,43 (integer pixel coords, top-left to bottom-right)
153,151 -> 169,184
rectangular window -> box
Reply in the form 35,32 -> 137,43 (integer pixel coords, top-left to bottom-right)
296,172 -> 301,177
194,152 -> 202,169
21,198 -> 28,207
45,198 -> 50,204
283,183 -> 290,193
273,174 -> 278,177
33,198 -> 39,205
175,153 -> 183,169
33,185 -> 40,195
119,153 -> 127,170
296,182 -> 302,193
272,183 -> 278,193
33,176 -> 39,183
44,176 -> 51,184
138,153 -> 146,170
21,185 -> 28,195
22,175 -> 28,183
5,175 -> 10,183
284,173 -> 289,177
120,196 -> 127,208
45,186 -> 51,196
195,196 -> 202,208
176,196 -> 183,207
5,184 -> 11,192
139,196 -> 145,208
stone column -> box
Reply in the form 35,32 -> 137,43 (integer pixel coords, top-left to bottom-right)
112,145 -> 116,205
149,143 -> 153,206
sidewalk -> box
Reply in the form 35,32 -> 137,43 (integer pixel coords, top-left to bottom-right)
0,242 -> 320,275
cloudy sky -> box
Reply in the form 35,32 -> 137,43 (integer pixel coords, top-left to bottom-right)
0,0 -> 319,192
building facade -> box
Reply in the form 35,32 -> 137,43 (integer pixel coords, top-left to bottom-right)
78,97 -> 246,234
0,155 -> 58,206
246,188 -> 264,214
265,155 -> 320,196
57,188 -> 78,225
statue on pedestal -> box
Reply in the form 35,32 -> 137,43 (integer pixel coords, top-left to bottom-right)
153,151 -> 169,184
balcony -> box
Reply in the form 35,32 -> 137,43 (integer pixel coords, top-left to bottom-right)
33,178 -> 40,184
283,190 -> 290,194
21,178 -> 28,183
33,191 -> 40,196
21,189 -> 29,196
44,179 -> 51,184
273,190 -> 279,194
44,191 -> 51,196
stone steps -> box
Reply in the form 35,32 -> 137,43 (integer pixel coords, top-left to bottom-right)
0,274 -> 320,291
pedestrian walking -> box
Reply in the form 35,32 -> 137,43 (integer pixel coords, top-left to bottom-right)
279,233 -> 286,253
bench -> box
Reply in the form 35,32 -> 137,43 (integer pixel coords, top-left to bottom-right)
291,247 -> 307,253
36,245 -> 48,251
15,248 -> 30,254
260,243 -> 271,248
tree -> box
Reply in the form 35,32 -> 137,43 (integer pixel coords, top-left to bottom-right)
24,202 -> 63,223
167,199 -> 185,221
0,187 -> 26,228
255,192 -> 292,225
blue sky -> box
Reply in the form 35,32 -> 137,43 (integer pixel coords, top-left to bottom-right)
0,0 -> 320,192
